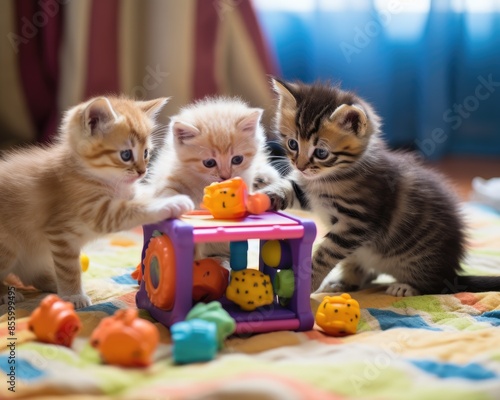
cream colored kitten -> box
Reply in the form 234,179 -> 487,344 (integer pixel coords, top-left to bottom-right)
147,96 -> 280,260
0,96 -> 194,308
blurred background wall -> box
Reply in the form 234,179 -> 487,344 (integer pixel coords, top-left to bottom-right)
1,0 -> 499,162
255,0 -> 500,160
0,0 -> 277,150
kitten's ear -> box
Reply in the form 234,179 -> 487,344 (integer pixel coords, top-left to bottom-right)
329,104 -> 368,137
171,120 -> 201,144
83,97 -> 117,135
137,97 -> 170,120
271,78 -> 297,109
237,109 -> 263,134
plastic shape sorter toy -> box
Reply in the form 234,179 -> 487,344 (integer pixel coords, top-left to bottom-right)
136,211 -> 316,334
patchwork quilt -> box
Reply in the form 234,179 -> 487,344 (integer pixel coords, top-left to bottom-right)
1,203 -> 500,399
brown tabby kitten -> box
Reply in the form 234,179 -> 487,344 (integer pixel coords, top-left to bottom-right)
264,78 -> 500,296
147,96 -> 280,260
0,96 -> 194,308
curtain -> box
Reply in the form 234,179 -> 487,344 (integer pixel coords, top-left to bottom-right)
255,0 -> 500,159
0,0 -> 278,149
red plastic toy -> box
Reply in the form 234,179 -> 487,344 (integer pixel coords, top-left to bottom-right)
91,308 -> 159,367
192,258 -> 229,303
28,294 -> 81,347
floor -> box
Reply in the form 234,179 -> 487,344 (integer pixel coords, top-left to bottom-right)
427,156 -> 500,200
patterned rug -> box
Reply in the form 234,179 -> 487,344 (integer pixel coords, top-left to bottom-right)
1,203 -> 499,399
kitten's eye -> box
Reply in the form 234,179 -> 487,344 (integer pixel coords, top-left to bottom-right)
144,149 -> 149,159
120,150 -> 133,162
288,139 -> 298,151
314,148 -> 329,160
231,155 -> 244,165
203,159 -> 217,168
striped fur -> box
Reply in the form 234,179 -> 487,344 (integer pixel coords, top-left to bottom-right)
147,96 -> 280,260
265,79 -> 500,296
0,96 -> 194,308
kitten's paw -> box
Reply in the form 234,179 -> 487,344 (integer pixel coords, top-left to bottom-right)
253,177 -> 269,191
319,280 -> 358,294
253,173 -> 278,191
263,191 -> 288,211
386,283 -> 420,297
0,291 -> 25,305
165,195 -> 195,217
154,195 -> 195,220
60,293 -> 92,309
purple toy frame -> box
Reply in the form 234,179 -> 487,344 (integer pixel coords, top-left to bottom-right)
136,211 -> 316,334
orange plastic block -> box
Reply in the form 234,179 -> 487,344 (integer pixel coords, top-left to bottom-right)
192,258 -> 229,302
202,177 -> 248,219
91,309 -> 159,367
28,294 -> 81,347
200,177 -> 271,219
315,293 -> 360,336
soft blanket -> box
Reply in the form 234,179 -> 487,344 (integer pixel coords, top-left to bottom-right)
1,203 -> 499,399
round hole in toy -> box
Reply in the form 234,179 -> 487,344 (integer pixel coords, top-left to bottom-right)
150,256 -> 160,289
143,234 -> 176,310
261,240 -> 292,269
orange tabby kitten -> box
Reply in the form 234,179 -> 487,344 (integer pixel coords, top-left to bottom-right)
147,96 -> 280,260
0,96 -> 194,308
149,97 -> 279,202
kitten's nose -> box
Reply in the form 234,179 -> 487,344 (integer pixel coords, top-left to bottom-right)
219,174 -> 230,181
296,160 -> 310,172
137,169 -> 146,176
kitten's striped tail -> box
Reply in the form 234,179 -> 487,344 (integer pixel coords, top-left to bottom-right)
444,275 -> 500,293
